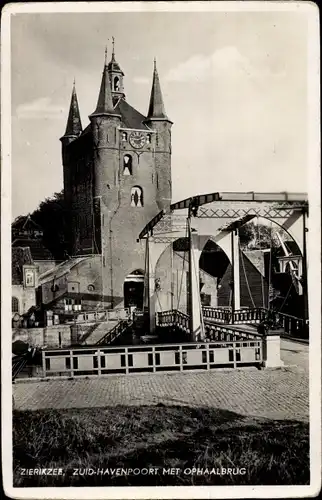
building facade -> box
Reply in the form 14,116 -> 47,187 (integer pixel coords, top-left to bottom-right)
61,47 -> 172,310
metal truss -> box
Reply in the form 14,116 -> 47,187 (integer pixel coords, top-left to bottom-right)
197,205 -> 307,219
152,214 -> 188,235
150,236 -> 178,244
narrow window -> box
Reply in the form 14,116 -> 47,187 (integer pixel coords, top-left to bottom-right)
73,299 -> 82,311
121,132 -> 128,142
114,76 -> 120,91
123,155 -> 132,176
12,296 -> 19,313
130,186 -> 144,207
146,133 -> 152,144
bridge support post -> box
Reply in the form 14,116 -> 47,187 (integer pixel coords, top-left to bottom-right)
263,330 -> 283,368
188,225 -> 203,341
146,237 -> 170,334
231,229 -> 241,311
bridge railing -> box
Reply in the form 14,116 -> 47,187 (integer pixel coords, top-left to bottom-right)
202,306 -> 266,325
65,308 -> 131,325
41,339 -> 264,378
157,310 -> 190,332
202,307 -> 231,323
273,311 -> 309,339
232,308 -> 267,324
204,321 -> 262,342
202,306 -> 308,339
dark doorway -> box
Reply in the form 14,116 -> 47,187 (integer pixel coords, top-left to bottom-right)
124,281 -> 144,309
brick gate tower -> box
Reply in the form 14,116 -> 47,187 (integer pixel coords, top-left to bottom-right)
60,44 -> 172,309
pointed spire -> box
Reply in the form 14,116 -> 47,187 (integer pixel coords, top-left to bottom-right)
147,59 -> 168,120
107,37 -> 124,75
64,81 -> 82,136
91,51 -> 119,116
112,36 -> 115,60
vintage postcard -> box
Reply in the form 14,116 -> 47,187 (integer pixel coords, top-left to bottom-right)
1,1 -> 321,499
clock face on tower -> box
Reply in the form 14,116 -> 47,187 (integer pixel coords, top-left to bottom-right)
129,131 -> 146,149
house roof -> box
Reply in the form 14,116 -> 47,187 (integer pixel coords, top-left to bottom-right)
78,98 -> 149,142
12,247 -> 34,285
38,256 -> 91,285
12,238 -> 54,261
115,98 -> 149,130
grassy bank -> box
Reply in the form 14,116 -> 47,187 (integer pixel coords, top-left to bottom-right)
13,405 -> 309,486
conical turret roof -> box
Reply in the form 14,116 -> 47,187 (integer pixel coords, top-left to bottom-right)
64,82 -> 82,136
91,50 -> 121,117
147,59 -> 168,120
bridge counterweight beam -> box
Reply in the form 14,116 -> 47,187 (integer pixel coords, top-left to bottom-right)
188,221 -> 203,341
232,228 -> 241,312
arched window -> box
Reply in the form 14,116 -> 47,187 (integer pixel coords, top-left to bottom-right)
12,296 -> 19,313
121,132 -> 128,141
114,76 -> 120,91
131,186 -> 144,207
123,154 -> 132,175
146,133 -> 152,144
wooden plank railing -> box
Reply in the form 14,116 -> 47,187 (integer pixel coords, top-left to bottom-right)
41,339 -> 264,378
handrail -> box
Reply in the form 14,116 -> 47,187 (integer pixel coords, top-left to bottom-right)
12,354 -> 28,380
158,307 -> 308,340
157,310 -> 190,332
96,319 -> 133,346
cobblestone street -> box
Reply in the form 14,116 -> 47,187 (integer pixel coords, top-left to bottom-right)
13,340 -> 309,422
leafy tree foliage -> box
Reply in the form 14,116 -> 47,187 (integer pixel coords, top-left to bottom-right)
30,190 -> 68,260
239,221 -> 281,250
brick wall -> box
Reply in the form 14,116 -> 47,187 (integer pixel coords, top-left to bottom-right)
12,285 -> 36,316
12,324 -> 72,348
40,255 -> 104,311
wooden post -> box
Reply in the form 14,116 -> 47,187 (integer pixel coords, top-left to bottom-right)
302,210 -> 309,323
188,220 -> 202,341
232,229 -> 241,311
42,350 -> 46,377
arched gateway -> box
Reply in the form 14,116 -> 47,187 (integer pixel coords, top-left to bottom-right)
139,191 -> 308,341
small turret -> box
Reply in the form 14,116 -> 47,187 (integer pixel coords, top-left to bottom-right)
90,47 -> 122,118
107,37 -> 125,101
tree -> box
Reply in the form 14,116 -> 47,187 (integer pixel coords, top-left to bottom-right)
239,221 -> 281,250
30,190 -> 68,260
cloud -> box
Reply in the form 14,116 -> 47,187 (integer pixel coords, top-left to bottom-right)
132,76 -> 150,85
15,97 -> 65,119
164,46 -> 285,83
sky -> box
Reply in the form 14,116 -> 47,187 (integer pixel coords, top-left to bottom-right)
10,9 -> 309,219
